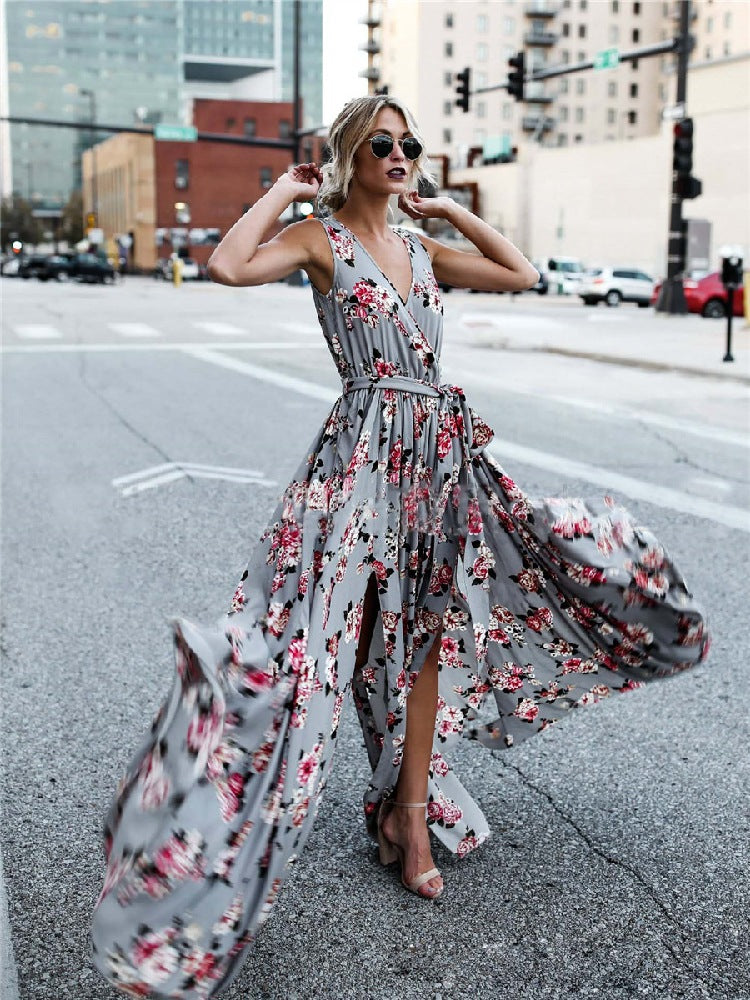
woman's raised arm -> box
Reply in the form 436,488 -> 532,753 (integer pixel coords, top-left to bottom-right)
207,163 -> 322,287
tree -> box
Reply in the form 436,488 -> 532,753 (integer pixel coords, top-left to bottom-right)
58,189 -> 84,247
0,195 -> 44,252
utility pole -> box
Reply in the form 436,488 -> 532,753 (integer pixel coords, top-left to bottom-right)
79,88 -> 98,227
655,0 -> 694,315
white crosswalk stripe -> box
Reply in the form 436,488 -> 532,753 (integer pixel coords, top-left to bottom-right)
13,324 -> 63,340
191,321 -> 246,336
108,322 -> 160,338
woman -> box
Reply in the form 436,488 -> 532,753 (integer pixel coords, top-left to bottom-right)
90,95 -> 710,998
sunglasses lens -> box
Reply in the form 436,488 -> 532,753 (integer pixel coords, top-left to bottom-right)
370,136 -> 393,158
403,138 -> 422,160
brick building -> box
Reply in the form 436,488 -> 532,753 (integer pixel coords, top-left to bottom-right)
82,98 -> 327,273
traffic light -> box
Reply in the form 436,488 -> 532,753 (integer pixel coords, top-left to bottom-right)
507,51 -> 525,102
454,67 -> 471,114
672,117 -> 702,200
672,117 -> 693,174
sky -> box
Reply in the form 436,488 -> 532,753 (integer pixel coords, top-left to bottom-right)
322,0 -> 369,125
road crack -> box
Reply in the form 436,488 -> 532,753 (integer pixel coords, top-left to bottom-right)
495,754 -> 731,994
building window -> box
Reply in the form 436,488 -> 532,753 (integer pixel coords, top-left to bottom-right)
724,11 -> 732,28
627,110 -> 637,125
612,0 -> 619,11
477,14 -> 488,31
476,71 -> 488,87
445,12 -> 453,27
260,167 -> 272,188
502,103 -> 512,120
561,49 -> 569,63
607,108 -> 616,123
278,119 -> 291,138
704,46 -> 712,60
559,78 -> 569,93
629,82 -> 638,98
575,107 -> 584,122
576,78 -> 585,94
503,16 -> 515,33
578,23 -> 586,37
633,0 -> 641,12
226,116 -> 236,129
562,22 -> 569,36
574,133 -> 583,143
580,0 -> 587,8
445,41 -> 453,57
577,51 -> 586,61
474,129 -> 486,144
477,42 -> 488,61
444,70 -> 453,86
608,81 -> 617,96
559,105 -> 568,121
244,117 -> 256,137
477,100 -> 486,118
609,24 -> 619,42
443,100 -> 453,116
723,41 -> 731,56
632,58 -> 639,70
443,128 -> 452,144
632,28 -> 640,43
557,133 -> 568,146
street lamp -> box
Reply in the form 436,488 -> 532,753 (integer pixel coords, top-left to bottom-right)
78,88 -> 99,227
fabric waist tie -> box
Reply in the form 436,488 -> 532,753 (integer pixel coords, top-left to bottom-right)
341,374 -> 443,398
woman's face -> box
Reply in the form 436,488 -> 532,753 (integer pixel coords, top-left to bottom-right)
350,106 -> 416,196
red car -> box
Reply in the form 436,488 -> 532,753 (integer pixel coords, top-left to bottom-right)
650,271 -> 745,318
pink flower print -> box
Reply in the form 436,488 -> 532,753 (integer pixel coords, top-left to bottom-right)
467,497 -> 483,534
287,631 -> 309,672
551,505 -> 593,539
183,947 -> 218,982
266,602 -> 290,638
513,697 -> 539,722
187,702 -> 224,774
229,581 -> 246,614
430,751 -> 450,777
130,927 -> 179,984
153,830 -> 205,883
525,606 -> 554,633
427,798 -> 444,822
456,833 -> 481,857
138,745 -> 170,810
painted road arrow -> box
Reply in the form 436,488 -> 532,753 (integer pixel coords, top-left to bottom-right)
112,462 -> 277,498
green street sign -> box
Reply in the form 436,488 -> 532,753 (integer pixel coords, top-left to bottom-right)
154,124 -> 197,142
593,48 -> 620,70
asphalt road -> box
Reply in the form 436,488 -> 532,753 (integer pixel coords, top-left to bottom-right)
1,276 -> 749,1000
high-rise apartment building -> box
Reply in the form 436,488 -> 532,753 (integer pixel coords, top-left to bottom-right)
361,0 -> 748,164
0,0 -> 323,208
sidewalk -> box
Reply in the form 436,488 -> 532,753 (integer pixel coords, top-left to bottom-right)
451,296 -> 750,384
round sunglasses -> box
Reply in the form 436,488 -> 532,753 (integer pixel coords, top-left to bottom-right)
368,134 -> 423,160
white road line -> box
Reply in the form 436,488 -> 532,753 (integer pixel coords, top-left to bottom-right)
13,324 -> 62,339
184,349 -> 750,532
442,364 -> 750,450
0,341 -> 326,354
108,322 -> 161,338
191,321 -> 246,336
182,348 -> 339,403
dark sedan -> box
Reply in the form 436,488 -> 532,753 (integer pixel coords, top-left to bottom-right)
19,252 -> 115,284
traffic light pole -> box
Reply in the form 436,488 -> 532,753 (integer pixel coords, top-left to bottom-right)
654,0 -> 692,315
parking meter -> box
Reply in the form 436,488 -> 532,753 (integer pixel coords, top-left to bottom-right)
719,248 -> 743,362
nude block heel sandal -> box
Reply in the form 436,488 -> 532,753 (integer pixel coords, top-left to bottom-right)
376,798 -> 444,899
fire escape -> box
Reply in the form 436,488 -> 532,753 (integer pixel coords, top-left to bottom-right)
522,2 -> 558,140
359,1 -> 385,95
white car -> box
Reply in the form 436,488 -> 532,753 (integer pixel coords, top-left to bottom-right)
579,266 -> 655,307
539,256 -> 586,295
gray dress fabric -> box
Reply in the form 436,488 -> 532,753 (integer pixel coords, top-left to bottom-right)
90,215 -> 711,997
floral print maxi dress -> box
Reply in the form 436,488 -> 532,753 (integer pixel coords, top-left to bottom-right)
90,215 -> 711,998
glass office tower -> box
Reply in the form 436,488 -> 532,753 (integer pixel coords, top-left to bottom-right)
2,0 -> 323,209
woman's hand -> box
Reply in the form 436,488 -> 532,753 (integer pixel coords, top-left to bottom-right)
397,192 -> 455,221
276,162 -> 323,201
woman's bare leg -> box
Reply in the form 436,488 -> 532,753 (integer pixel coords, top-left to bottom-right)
382,628 -> 444,897
355,574 -> 443,897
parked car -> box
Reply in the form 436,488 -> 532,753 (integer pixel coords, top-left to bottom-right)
18,253 -> 65,280
67,253 -> 116,284
650,271 -> 745,318
579,266 -> 655,307
18,251 -> 115,284
154,256 -> 202,280
538,255 -> 586,294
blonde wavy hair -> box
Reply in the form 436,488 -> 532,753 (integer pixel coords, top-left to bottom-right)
316,95 -> 438,217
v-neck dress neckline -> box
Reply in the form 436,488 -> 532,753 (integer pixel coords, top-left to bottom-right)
331,216 -> 415,307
